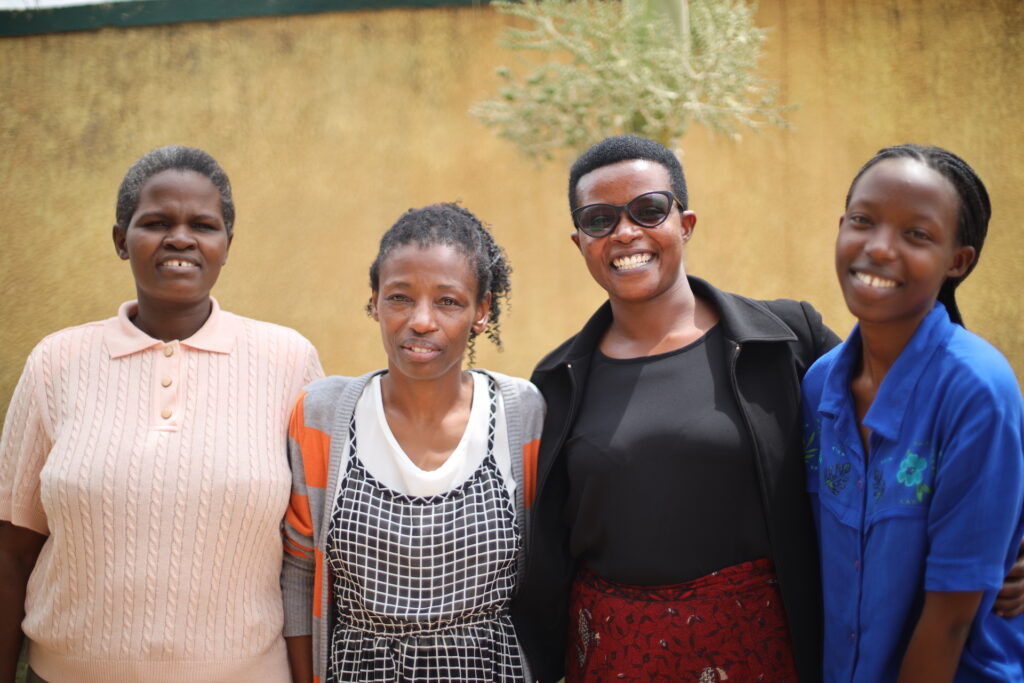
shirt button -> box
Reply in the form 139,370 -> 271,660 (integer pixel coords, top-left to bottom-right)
161,376 -> 173,388
849,631 -> 856,644
854,560 -> 861,572
161,408 -> 173,419
163,346 -> 174,357
856,479 -> 864,491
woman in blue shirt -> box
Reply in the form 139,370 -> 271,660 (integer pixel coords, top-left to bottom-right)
803,144 -> 1024,681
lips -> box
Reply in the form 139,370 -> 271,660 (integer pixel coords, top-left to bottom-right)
400,340 -> 441,359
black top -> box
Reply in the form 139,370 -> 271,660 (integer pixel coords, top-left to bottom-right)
512,277 -> 841,683
564,324 -> 770,585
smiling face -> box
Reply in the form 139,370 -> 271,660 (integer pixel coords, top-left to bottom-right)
371,243 -> 491,383
836,157 -> 975,330
113,169 -> 231,312
572,159 -> 696,307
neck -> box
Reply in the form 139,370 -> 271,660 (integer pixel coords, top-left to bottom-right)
379,367 -> 472,424
131,296 -> 213,342
604,274 -> 716,356
855,315 -> 924,391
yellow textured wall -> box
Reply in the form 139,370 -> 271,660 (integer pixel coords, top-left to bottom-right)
1,2 -> 1022,418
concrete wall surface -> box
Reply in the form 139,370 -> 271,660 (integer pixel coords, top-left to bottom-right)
1,1 -> 1022,418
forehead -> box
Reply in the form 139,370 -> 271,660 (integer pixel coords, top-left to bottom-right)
136,169 -> 221,208
576,159 -> 672,206
849,158 -> 960,223
378,243 -> 477,290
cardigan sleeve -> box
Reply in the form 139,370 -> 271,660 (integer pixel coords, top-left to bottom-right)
282,389 -> 322,637
0,345 -> 53,535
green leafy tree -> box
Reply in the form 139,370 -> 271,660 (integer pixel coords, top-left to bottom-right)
471,0 -> 790,159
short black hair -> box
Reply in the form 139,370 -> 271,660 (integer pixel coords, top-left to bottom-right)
116,145 -> 235,236
368,203 -> 512,365
846,144 -> 990,326
568,135 -> 688,212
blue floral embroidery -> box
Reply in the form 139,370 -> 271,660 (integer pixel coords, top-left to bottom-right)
825,462 -> 851,495
897,451 -> 931,502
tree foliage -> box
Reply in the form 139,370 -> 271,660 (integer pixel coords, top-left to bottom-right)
470,0 -> 790,159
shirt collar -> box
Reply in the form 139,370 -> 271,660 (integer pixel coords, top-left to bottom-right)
818,302 -> 955,441
103,297 -> 237,358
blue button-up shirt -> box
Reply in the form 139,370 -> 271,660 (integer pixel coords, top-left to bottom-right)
803,303 -> 1024,682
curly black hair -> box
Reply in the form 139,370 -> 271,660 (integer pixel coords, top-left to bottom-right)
367,203 -> 512,365
568,135 -> 689,213
116,145 -> 235,235
845,144 -> 990,327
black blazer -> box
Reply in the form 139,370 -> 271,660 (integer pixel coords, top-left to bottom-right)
512,276 -> 840,683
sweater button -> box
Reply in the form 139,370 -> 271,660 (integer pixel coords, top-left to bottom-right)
161,376 -> 173,388
161,408 -> 173,419
163,346 -> 174,357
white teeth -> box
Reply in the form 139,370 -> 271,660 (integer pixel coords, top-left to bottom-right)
854,272 -> 897,289
162,260 -> 197,268
612,253 -> 652,270
407,346 -> 435,354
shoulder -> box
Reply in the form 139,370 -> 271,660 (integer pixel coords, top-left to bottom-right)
803,341 -> 845,404
482,370 -> 545,413
298,371 -> 380,426
224,311 -> 316,352
933,327 -> 1021,412
29,318 -> 109,365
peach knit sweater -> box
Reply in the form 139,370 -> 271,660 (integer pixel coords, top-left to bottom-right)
0,299 -> 323,683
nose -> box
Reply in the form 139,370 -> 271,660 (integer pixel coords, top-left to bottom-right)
864,226 -> 897,262
409,300 -> 438,334
163,223 -> 196,249
609,212 -> 644,243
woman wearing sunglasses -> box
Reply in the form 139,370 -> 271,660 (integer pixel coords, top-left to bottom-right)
511,135 -> 1022,683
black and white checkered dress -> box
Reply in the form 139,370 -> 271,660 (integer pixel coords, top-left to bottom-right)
325,377 -> 526,682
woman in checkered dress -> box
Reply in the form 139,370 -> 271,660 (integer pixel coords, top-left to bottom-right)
281,204 -> 545,683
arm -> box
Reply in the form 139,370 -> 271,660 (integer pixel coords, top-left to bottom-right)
0,522 -> 46,681
994,538 -> 1024,618
285,635 -> 313,683
897,590 -> 983,683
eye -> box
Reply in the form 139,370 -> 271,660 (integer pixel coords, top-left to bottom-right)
846,213 -> 872,228
386,294 -> 411,303
193,222 -> 218,231
906,227 -> 933,242
438,296 -> 461,307
141,220 -> 168,229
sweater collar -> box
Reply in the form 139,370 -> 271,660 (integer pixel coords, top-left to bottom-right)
103,297 -> 237,358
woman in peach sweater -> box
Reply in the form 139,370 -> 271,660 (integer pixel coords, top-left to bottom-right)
0,146 -> 322,682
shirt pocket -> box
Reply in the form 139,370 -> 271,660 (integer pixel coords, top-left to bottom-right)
865,446 -> 937,525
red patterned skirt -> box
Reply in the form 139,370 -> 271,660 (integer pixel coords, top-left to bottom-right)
566,558 -> 798,682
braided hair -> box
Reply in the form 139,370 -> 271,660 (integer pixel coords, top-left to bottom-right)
116,145 -> 235,235
845,144 -> 990,326
367,203 -> 511,365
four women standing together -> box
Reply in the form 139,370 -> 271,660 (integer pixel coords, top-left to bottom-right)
0,139 -> 1021,682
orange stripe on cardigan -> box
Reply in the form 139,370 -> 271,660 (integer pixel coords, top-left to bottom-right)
522,438 -> 540,509
289,391 -> 331,489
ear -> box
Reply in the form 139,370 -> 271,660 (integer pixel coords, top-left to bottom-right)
679,210 -> 697,243
472,292 -> 492,335
947,245 -> 976,279
369,291 -> 380,321
112,224 -> 129,260
570,230 -> 582,251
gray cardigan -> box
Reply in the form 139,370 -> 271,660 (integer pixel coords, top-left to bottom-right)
281,369 -> 546,682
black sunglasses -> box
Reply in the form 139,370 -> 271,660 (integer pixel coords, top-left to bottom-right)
571,191 -> 683,238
